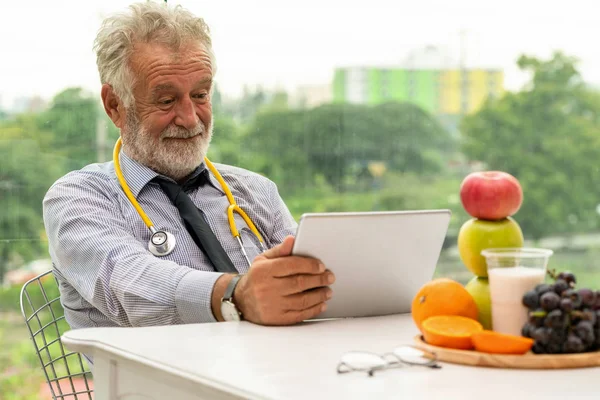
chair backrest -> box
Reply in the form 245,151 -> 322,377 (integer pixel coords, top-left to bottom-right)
20,270 -> 94,400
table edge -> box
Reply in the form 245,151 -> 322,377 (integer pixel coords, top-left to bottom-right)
61,332 -> 270,400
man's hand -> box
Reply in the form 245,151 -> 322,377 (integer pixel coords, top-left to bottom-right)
234,235 -> 335,325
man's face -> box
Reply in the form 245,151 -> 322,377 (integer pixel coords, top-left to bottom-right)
121,42 -> 214,181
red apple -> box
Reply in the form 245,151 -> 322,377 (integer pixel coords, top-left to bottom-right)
460,171 -> 523,220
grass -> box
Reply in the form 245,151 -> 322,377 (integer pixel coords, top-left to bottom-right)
0,311 -> 45,400
1,274 -> 92,400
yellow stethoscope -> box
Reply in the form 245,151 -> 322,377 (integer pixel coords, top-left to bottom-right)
113,137 -> 266,266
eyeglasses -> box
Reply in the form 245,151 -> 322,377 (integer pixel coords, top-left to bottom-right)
336,346 -> 441,377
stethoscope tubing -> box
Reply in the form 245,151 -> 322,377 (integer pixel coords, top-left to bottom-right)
113,137 -> 265,266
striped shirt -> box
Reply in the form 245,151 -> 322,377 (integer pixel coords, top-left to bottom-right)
43,151 -> 297,331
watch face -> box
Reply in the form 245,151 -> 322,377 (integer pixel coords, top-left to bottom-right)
221,300 -> 241,322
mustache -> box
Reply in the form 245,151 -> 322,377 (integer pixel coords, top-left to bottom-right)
160,122 -> 206,139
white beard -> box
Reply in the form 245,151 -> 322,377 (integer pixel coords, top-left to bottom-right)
121,111 -> 213,181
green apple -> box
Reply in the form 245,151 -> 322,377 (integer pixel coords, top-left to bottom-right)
465,276 -> 492,330
458,217 -> 524,278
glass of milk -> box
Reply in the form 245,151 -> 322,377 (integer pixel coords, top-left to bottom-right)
482,248 -> 553,336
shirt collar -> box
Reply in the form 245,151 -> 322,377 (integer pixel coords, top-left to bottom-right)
117,151 -> 224,198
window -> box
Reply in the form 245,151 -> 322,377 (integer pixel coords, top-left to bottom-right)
2,2 -> 600,393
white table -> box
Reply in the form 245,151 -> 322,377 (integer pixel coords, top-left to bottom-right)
62,314 -> 599,400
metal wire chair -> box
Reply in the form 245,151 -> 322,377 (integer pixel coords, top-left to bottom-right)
20,270 -> 94,399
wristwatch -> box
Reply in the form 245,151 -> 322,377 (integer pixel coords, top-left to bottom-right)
220,274 -> 243,322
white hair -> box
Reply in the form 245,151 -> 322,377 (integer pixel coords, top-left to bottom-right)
93,1 -> 216,107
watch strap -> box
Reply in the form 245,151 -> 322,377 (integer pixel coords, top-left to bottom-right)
223,274 -> 242,302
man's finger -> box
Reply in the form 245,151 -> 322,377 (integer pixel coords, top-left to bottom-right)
270,258 -> 326,277
284,302 -> 327,324
283,287 -> 332,311
277,271 -> 334,293
260,235 -> 295,260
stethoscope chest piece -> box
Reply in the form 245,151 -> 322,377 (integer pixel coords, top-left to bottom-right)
113,138 -> 264,264
148,230 -> 176,257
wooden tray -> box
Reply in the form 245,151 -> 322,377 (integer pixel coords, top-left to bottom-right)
414,335 -> 600,369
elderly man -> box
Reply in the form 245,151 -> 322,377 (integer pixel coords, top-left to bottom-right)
43,1 -> 334,334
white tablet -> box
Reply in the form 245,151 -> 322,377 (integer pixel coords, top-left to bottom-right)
291,210 -> 451,319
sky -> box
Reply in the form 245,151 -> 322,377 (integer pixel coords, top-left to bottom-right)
1,0 -> 599,109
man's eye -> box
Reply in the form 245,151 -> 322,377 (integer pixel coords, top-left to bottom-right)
193,93 -> 208,99
159,99 -> 174,105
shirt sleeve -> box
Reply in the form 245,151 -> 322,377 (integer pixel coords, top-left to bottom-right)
43,173 -> 222,327
267,180 -> 298,247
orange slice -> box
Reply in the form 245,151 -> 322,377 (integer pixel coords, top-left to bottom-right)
471,330 -> 534,355
422,315 -> 483,350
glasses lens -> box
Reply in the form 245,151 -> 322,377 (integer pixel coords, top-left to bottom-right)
339,352 -> 387,371
391,346 -> 437,366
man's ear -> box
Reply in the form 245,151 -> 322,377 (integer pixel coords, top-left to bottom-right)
101,84 -> 126,129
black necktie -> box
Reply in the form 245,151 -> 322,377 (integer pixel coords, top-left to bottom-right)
153,172 -> 238,273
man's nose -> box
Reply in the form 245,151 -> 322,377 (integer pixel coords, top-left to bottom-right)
174,96 -> 200,130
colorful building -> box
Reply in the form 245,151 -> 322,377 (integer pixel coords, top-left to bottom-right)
332,67 -> 504,116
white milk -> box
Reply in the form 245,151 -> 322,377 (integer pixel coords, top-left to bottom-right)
488,266 -> 546,336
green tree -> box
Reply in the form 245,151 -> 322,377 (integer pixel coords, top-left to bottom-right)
224,86 -> 268,123
259,91 -> 289,113
211,83 -> 223,116
0,88 -> 119,283
41,87 -> 119,169
0,133 -> 65,283
461,52 -> 600,240
207,115 -> 244,166
245,102 -> 454,194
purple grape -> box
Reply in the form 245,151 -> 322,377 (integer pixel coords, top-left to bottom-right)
532,343 -> 546,354
544,309 -> 565,329
557,271 -> 576,286
534,283 -> 552,296
560,298 -> 573,312
574,321 -> 595,341
521,323 -> 535,338
547,330 -> 565,354
546,342 -> 563,354
563,334 -> 585,353
532,327 -> 550,345
549,328 -> 567,344
573,293 -> 584,309
573,321 -> 595,349
540,292 -> 561,311
562,289 -> 583,309
579,289 -> 597,308
583,336 -> 595,349
553,279 -> 569,295
522,290 -> 539,310
593,291 -> 600,310
581,309 -> 597,325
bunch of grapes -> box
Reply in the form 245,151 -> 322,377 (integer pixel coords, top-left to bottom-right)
521,270 -> 600,354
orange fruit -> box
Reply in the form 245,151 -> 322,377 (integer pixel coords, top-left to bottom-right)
412,278 -> 479,331
422,315 -> 483,350
471,330 -> 534,355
